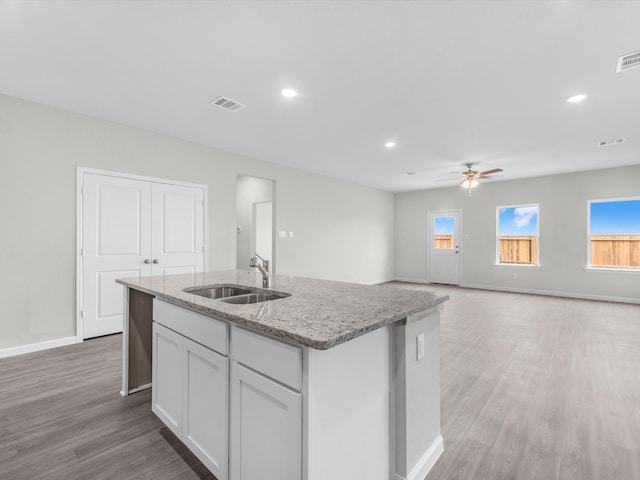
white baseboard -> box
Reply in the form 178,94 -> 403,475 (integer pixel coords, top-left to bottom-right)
392,277 -> 639,305
392,277 -> 430,285
460,283 -> 640,305
0,336 -> 79,359
395,435 -> 444,480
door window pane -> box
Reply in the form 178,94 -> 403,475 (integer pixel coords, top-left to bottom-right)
434,216 -> 455,249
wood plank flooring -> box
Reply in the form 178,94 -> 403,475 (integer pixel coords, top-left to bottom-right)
1,285 -> 639,479
0,334 -> 215,480
390,284 -> 640,480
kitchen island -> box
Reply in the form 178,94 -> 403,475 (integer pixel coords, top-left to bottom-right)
117,270 -> 448,480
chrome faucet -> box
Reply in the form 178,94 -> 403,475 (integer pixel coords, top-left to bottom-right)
250,253 -> 271,288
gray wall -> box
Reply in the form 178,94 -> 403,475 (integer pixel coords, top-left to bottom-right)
395,165 -> 640,303
0,94 -> 394,349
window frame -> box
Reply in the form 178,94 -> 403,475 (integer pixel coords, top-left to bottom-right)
587,196 -> 640,272
495,203 -> 540,267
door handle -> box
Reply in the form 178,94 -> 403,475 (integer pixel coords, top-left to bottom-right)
144,259 -> 151,264
152,259 -> 159,264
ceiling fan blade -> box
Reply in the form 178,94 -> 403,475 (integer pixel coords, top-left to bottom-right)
435,177 -> 461,182
478,168 -> 503,177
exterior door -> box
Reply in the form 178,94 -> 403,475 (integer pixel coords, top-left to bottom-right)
80,171 -> 206,339
428,210 -> 460,285
81,174 -> 152,339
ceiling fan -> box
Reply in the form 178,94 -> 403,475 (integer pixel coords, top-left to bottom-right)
436,163 -> 503,193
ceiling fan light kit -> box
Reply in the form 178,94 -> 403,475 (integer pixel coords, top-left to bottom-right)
460,178 -> 479,189
434,163 -> 504,196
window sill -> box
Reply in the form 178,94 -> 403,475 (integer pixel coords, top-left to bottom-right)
494,263 -> 540,268
585,267 -> 640,274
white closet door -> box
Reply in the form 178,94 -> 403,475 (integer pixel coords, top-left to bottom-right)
151,183 -> 205,276
82,174 -> 152,339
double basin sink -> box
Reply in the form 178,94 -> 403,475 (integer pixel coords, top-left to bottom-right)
184,284 -> 290,304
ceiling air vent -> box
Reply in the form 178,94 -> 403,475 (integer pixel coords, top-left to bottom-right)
210,96 -> 246,112
598,137 -> 626,147
616,51 -> 640,73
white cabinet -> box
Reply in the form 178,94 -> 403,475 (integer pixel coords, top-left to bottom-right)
152,300 -> 229,480
183,337 -> 228,479
230,326 -> 302,480
230,363 -> 302,480
152,301 -> 304,480
152,322 -> 183,437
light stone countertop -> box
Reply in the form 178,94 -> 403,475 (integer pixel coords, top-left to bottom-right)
117,270 -> 449,350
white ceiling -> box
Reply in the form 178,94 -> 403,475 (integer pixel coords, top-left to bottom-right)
1,0 -> 639,193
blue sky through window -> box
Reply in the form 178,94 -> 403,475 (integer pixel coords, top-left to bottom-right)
435,216 -> 455,235
590,199 -> 640,234
498,206 -> 538,236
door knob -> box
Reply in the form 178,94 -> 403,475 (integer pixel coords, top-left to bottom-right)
144,259 -> 151,264
152,259 -> 159,264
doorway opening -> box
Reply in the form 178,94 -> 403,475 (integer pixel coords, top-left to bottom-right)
235,176 -> 275,273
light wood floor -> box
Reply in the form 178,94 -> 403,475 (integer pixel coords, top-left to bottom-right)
1,285 -> 638,479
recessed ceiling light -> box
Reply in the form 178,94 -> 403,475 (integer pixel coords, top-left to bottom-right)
281,89 -> 297,98
385,141 -> 396,148
566,94 -> 588,103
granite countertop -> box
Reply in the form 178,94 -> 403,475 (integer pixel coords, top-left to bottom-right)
116,270 -> 448,350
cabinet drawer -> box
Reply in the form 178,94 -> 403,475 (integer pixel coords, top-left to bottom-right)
231,326 -> 302,391
154,299 -> 228,355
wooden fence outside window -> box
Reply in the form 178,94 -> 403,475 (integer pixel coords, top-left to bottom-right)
437,234 -> 640,268
499,236 -> 538,265
434,234 -> 455,249
590,235 -> 640,268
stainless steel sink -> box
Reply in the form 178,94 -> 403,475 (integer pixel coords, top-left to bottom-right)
221,292 -> 290,304
185,285 -> 252,299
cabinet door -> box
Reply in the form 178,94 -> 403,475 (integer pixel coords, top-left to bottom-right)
230,363 -> 302,480
183,338 -> 229,480
152,322 -> 183,438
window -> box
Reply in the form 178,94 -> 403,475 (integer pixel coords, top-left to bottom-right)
497,204 -> 539,265
589,198 -> 640,269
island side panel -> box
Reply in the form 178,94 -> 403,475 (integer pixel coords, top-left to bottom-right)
394,306 -> 443,480
127,288 -> 154,392
304,325 -> 393,480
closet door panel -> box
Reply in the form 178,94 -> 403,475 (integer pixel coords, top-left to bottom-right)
82,174 -> 152,339
151,183 -> 205,275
